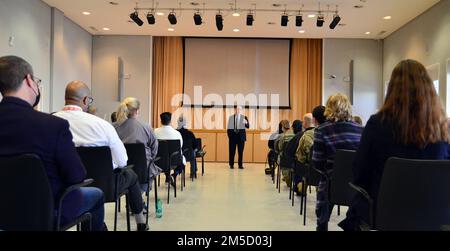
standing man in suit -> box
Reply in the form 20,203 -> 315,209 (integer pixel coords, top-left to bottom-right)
227,106 -> 250,169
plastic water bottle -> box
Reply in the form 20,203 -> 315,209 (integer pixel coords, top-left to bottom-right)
156,199 -> 163,218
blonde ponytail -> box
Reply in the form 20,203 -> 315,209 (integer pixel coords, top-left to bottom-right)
116,97 -> 140,125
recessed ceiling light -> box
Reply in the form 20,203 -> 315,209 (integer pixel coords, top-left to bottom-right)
232,12 -> 240,17
102,27 -> 110,31
383,16 -> 392,20
156,12 -> 165,16
308,14 -> 316,18
365,31 -> 371,35
233,28 -> 240,32
168,28 -> 175,31
82,11 -> 91,15
299,30 -> 305,33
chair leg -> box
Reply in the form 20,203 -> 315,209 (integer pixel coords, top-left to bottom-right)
300,184 -> 304,215
303,185 -> 308,226
338,205 -> 341,216
181,171 -> 184,192
277,165 -> 281,194
174,175 -> 177,198
183,168 -> 186,188
291,174 -> 295,207
114,200 -> 118,231
118,198 -> 121,213
309,185 -> 312,194
167,177 -> 170,204
202,157 -> 205,176
289,171 -> 292,200
158,175 -> 161,187
77,224 -> 80,232
125,195 -> 131,231
146,183 -> 151,226
154,176 -> 158,212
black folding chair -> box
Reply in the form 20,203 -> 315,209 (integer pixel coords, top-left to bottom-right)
195,138 -> 206,176
350,157 -> 450,231
183,137 -> 195,182
124,143 -> 160,226
328,150 -> 357,215
156,140 -> 182,204
0,154 -> 93,231
76,147 -> 133,231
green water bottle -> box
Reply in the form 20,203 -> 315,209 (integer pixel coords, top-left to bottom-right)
156,199 -> 163,218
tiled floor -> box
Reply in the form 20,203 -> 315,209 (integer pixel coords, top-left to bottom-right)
105,163 -> 347,231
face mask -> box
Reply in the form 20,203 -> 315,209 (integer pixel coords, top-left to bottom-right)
32,88 -> 41,108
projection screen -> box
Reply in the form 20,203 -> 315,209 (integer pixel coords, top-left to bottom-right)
183,38 -> 291,108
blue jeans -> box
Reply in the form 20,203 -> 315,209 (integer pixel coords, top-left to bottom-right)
61,187 -> 105,231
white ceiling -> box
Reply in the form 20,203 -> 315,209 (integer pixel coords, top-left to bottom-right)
42,0 -> 440,39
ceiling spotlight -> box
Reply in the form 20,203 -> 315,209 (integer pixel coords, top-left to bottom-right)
233,28 -> 240,32
147,13 -> 155,25
247,14 -> 254,26
298,30 -> 305,33
329,14 -> 341,29
232,12 -> 240,17
102,27 -> 110,31
316,15 -> 325,27
168,28 -> 175,32
82,11 -> 91,16
281,14 -> 289,27
129,11 -> 144,26
193,12 -> 202,25
365,31 -> 371,35
383,16 -> 392,20
216,14 -> 224,31
168,12 -> 177,25
296,15 -> 303,27
308,14 -> 316,18
156,12 -> 165,16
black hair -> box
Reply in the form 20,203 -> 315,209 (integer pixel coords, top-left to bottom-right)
160,112 -> 172,126
312,105 -> 326,125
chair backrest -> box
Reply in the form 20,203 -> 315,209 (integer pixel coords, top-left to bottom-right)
305,145 -> 321,187
196,138 -> 203,150
124,143 -> 148,184
76,147 -> 116,202
167,140 -> 182,168
0,154 -> 54,231
329,149 -> 357,206
376,158 -> 450,231
156,140 -> 170,171
183,136 -> 195,162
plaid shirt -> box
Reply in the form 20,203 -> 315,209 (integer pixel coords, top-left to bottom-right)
312,120 -> 363,171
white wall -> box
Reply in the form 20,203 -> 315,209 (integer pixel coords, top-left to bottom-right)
92,36 -> 152,124
323,38 -> 384,124
51,8 -> 92,112
0,0 -> 52,111
383,0 -> 450,114
0,0 -> 92,113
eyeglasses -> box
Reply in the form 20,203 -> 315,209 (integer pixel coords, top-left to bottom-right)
86,96 -> 94,105
24,75 -> 42,88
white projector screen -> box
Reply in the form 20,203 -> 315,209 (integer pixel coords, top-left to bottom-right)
183,38 -> 291,108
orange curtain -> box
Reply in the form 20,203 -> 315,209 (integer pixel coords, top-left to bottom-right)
152,37 -> 323,129
152,37 -> 184,128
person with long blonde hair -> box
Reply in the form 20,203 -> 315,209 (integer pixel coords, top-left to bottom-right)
340,59 -> 450,231
114,97 -> 161,192
312,93 -> 364,231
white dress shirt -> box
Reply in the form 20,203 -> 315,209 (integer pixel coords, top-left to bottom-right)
154,125 -> 186,165
54,105 -> 128,169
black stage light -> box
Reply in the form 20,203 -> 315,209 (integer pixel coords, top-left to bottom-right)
147,13 -> 155,25
130,11 -> 144,26
168,12 -> 177,25
193,13 -> 202,25
317,15 -> 325,27
281,14 -> 289,26
296,15 -> 303,27
216,14 -> 224,31
247,14 -> 254,26
329,14 -> 341,29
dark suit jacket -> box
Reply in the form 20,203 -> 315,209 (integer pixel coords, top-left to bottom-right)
227,114 -> 250,142
0,97 -> 86,218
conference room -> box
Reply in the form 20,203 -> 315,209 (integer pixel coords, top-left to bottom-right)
0,0 -> 450,236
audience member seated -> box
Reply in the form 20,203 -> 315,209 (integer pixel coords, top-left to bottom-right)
54,81 -> 148,231
353,116 -> 363,126
177,116 -> 199,179
266,122 -> 284,175
0,56 -> 105,231
114,97 -> 161,192
111,111 -> 117,123
276,120 -> 296,187
313,93 -> 363,231
154,112 -> 186,185
340,59 -> 450,231
282,119 -> 304,191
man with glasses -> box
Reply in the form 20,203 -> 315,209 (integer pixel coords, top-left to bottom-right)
0,56 -> 106,231
54,81 -> 149,231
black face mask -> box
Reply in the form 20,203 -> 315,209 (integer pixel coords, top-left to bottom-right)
32,86 -> 41,108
